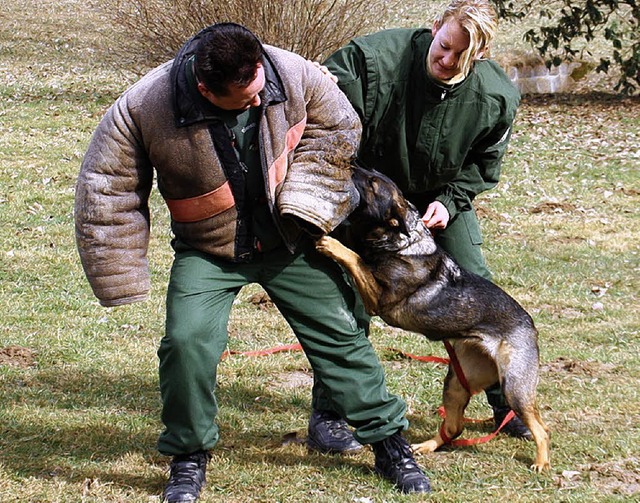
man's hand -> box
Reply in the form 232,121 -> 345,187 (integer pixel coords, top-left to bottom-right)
309,60 -> 338,83
422,201 -> 450,229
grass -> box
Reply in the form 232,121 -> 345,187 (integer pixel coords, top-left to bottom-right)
1,0 -> 639,501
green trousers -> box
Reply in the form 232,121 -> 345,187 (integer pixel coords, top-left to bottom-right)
435,208 -> 492,281
157,240 -> 408,456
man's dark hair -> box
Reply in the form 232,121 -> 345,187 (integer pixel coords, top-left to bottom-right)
194,23 -> 264,97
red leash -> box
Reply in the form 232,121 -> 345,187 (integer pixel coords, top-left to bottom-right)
442,340 -> 471,394
437,406 -> 516,446
387,343 -> 516,447
221,343 -> 302,358
387,349 -> 449,365
222,340 -> 513,446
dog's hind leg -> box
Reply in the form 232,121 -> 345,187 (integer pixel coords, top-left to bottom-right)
412,366 -> 470,454
499,342 -> 551,472
518,405 -> 551,472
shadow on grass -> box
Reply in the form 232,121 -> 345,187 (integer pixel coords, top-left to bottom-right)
1,362 -> 545,496
0,367 -> 387,494
0,367 -> 159,488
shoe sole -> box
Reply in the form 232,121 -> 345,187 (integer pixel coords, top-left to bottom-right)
306,438 -> 364,455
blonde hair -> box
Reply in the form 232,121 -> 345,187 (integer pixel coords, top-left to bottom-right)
436,0 -> 498,76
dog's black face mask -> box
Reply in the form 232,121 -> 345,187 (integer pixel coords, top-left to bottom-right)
350,165 -> 413,251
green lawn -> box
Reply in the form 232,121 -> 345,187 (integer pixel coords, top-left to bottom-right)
1,1 -> 638,501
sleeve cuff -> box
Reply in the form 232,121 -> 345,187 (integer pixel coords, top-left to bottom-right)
99,293 -> 149,308
435,194 -> 458,220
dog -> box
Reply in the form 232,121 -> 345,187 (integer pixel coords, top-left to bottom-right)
316,165 -> 550,472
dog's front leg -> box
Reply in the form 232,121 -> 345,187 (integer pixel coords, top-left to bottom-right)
413,367 -> 468,455
316,236 -> 381,315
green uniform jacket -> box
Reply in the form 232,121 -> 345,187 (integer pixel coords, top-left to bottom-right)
324,28 -> 520,219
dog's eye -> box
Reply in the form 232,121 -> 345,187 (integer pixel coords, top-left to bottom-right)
389,218 -> 400,228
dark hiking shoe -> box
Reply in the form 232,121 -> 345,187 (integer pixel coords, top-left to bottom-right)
493,406 -> 533,440
307,409 -> 363,454
372,432 -> 432,493
163,450 -> 211,503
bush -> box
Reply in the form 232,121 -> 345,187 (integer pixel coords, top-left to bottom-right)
95,0 -> 398,72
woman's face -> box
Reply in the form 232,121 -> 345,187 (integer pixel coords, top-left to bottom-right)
428,19 -> 471,81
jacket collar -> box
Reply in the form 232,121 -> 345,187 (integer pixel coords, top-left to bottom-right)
170,27 -> 287,127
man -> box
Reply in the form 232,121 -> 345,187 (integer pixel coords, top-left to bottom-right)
75,23 -> 431,501
307,0 -> 530,454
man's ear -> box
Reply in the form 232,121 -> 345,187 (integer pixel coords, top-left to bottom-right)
197,81 -> 208,95
197,81 -> 215,102
432,20 -> 439,35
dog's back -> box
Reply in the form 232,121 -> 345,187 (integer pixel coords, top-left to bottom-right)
324,165 -> 550,472
348,165 -> 537,345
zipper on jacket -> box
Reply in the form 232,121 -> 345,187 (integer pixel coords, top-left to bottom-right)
226,126 -> 249,173
440,89 -> 448,101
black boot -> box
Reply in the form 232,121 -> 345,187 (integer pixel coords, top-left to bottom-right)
371,432 -> 431,493
163,450 -> 211,503
493,406 -> 533,440
307,409 -> 363,454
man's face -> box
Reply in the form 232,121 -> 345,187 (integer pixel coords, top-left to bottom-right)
428,19 -> 471,81
199,63 -> 265,111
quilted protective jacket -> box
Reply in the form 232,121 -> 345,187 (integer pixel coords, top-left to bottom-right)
75,30 -> 361,307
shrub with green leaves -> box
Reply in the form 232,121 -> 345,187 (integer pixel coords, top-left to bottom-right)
494,0 -> 640,94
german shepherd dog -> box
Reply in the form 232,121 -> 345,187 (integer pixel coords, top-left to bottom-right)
316,165 -> 550,472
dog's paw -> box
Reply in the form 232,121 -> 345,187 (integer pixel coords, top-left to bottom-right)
315,236 -> 340,258
530,461 -> 551,473
411,439 -> 439,454
315,235 -> 332,251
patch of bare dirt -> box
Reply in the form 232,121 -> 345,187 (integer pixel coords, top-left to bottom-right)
280,431 -> 306,446
540,357 -> 617,376
528,201 -> 577,214
583,458 -> 640,496
249,291 -> 275,311
269,370 -> 313,390
475,204 -> 502,220
0,345 -> 37,368
555,458 -> 640,496
617,186 -> 640,197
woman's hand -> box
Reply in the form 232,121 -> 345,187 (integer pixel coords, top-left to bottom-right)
422,201 -> 450,229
